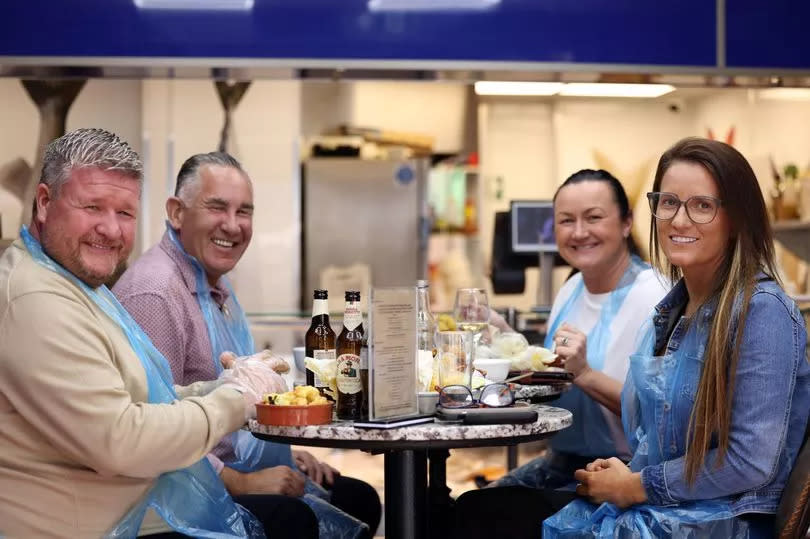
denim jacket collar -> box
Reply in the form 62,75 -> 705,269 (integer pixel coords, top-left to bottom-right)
651,271 -> 773,356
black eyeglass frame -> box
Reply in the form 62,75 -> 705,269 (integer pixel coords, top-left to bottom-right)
438,383 -> 516,409
646,191 -> 723,225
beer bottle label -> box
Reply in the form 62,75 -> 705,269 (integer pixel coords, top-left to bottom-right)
343,305 -> 362,331
312,298 -> 329,317
336,353 -> 362,394
311,349 -> 336,387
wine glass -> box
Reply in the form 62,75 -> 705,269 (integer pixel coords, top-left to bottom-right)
453,288 -> 490,337
453,288 -> 490,380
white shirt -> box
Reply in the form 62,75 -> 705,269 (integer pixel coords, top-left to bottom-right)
547,266 -> 669,457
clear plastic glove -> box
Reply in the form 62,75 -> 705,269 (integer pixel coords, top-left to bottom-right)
220,349 -> 290,374
219,357 -> 289,421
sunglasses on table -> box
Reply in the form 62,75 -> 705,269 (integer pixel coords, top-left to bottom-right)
438,383 -> 515,409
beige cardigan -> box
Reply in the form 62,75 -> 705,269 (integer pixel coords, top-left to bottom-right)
0,240 -> 246,538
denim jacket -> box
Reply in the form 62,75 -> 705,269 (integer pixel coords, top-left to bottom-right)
639,275 -> 810,514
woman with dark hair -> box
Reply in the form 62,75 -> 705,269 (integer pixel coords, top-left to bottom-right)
542,138 -> 810,537
455,169 -> 668,539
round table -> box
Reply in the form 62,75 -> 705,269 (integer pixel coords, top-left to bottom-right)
514,383 -> 571,402
249,404 -> 572,539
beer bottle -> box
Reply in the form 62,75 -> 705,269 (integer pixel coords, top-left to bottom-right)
305,289 -> 336,398
336,290 -> 364,420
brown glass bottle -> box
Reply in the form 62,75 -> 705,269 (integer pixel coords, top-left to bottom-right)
305,289 -> 336,399
336,290 -> 364,420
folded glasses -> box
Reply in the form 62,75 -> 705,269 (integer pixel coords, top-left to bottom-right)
438,383 -> 515,409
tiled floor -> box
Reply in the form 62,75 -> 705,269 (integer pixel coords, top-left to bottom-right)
300,441 -> 548,537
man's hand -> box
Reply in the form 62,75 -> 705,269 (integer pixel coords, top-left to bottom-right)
574,457 -> 647,509
222,465 -> 306,497
293,449 -> 340,486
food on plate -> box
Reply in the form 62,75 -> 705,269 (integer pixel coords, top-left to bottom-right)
490,332 -> 529,358
264,385 -> 329,406
509,345 -> 557,372
304,357 -> 337,399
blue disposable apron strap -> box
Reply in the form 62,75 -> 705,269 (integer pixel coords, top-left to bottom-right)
544,255 -> 646,457
20,226 -> 263,539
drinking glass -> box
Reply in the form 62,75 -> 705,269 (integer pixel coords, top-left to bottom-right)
435,330 -> 474,389
453,288 -> 490,376
454,288 -> 490,335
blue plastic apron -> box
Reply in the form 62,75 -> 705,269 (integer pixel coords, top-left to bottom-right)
545,255 -> 647,458
543,320 -> 759,538
20,226 -> 264,538
166,225 -> 367,539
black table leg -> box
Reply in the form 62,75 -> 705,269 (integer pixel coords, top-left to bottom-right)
384,449 -> 428,539
507,444 -> 519,470
427,449 -> 453,538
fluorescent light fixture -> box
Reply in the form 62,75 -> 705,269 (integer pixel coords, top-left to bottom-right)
474,81 -> 564,96
369,0 -> 499,12
559,83 -> 675,98
134,0 -> 253,10
758,88 -> 810,101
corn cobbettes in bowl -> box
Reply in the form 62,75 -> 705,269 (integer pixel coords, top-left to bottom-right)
256,385 -> 333,426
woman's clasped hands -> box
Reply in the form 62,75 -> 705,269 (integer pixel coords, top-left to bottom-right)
574,457 -> 647,509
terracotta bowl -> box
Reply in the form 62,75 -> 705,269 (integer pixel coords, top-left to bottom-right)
255,402 -> 333,426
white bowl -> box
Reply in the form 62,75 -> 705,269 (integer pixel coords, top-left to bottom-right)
473,358 -> 511,382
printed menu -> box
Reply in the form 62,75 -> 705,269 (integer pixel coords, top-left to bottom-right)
368,287 -> 418,420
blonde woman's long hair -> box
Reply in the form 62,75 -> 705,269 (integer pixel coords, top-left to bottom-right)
648,138 -> 780,484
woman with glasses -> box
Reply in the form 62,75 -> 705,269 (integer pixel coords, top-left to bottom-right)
541,138 -> 810,537
454,169 -> 669,539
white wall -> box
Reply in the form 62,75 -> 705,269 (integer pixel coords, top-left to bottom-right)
140,79 -> 302,313
0,79 -> 141,239
0,80 -> 37,237
349,81 -> 468,153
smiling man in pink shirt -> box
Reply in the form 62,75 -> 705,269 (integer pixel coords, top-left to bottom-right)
114,151 -> 381,538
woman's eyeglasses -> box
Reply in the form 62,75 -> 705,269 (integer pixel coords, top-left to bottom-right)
647,192 -> 722,224
438,383 -> 515,409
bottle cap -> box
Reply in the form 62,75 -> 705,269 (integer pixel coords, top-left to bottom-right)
314,289 -> 328,299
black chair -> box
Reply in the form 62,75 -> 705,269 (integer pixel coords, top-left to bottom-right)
775,419 -> 810,538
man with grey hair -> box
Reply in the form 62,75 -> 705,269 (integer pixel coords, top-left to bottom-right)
115,151 -> 382,538
0,129 -> 316,538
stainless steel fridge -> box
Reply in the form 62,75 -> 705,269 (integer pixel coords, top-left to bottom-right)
301,158 -> 430,311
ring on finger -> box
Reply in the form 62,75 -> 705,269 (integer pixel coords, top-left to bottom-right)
561,336 -> 569,347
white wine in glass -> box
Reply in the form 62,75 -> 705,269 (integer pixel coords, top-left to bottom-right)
453,288 -> 490,342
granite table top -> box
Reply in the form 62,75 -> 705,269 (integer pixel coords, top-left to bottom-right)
248,404 -> 572,450
514,383 -> 571,400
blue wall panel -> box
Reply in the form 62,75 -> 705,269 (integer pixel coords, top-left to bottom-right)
0,0 -> 716,67
726,0 -> 810,69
